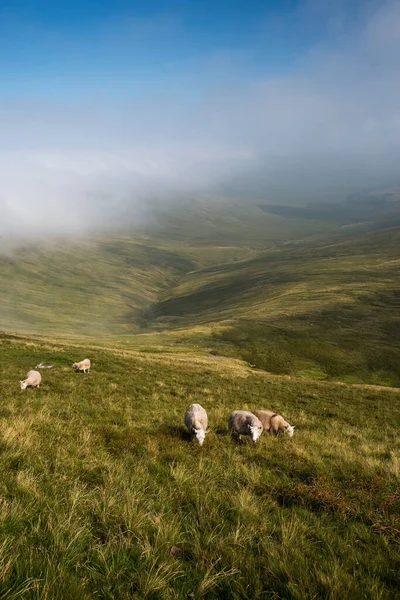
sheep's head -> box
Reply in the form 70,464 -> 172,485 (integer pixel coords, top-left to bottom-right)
249,424 -> 263,442
72,363 -> 77,369
20,380 -> 27,390
193,428 -> 206,446
285,424 -> 295,438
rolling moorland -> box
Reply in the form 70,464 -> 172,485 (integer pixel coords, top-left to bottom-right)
2,193 -> 400,385
0,197 -> 335,339
0,192 -> 399,598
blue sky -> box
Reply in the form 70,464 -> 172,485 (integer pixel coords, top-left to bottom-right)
0,0 -> 355,98
1,1 -> 400,243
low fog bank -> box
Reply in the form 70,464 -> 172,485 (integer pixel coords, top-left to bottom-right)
0,146 -> 251,244
2,1 -> 400,250
1,145 -> 399,255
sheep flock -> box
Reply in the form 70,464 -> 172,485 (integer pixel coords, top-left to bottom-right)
21,359 -> 295,444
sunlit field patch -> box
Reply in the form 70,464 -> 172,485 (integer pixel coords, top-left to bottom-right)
0,336 -> 398,599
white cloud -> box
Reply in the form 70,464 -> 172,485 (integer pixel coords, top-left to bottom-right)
1,1 -> 400,244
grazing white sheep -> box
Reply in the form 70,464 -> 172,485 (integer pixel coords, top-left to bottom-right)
228,410 -> 263,442
252,410 -> 295,438
184,403 -> 208,446
20,370 -> 42,390
72,358 -> 91,373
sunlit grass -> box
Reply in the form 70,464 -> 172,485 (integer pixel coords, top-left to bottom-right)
0,335 -> 398,598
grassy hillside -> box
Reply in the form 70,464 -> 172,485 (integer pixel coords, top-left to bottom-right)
0,198 -> 336,339
0,335 -> 399,599
0,233 -> 256,340
144,197 -> 336,246
0,237 -> 190,337
150,226 -> 400,386
3,197 -> 400,386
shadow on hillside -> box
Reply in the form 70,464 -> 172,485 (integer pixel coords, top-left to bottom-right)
162,424 -> 191,441
214,426 -> 226,435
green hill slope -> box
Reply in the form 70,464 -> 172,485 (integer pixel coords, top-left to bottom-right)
0,335 -> 398,599
149,226 -> 400,385
0,236 -> 192,338
1,197 -> 400,599
0,199 -> 335,340
2,197 -> 400,385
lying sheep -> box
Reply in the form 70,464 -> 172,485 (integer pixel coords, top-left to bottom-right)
252,410 -> 295,438
20,370 -> 42,390
184,403 -> 208,446
228,410 -> 263,442
72,359 -> 91,373
36,363 -> 54,369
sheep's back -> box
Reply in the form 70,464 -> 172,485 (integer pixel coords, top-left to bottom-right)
252,410 -> 276,430
228,410 -> 261,433
184,403 -> 208,430
25,370 -> 41,384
